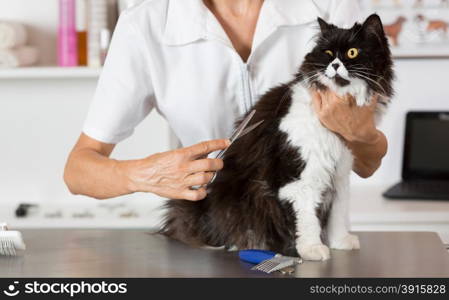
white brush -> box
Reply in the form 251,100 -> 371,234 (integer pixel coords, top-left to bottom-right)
0,223 -> 26,256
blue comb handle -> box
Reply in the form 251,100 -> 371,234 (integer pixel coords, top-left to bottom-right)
238,249 -> 276,264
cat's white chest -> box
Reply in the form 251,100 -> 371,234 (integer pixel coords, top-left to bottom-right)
279,84 -> 348,172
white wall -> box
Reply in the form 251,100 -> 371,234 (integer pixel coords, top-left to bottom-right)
0,77 -> 170,219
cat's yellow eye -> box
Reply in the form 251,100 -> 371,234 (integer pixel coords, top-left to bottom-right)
324,50 -> 333,57
347,48 -> 359,59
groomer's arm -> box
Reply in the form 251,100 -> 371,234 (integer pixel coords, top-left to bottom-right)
312,90 -> 387,178
64,134 -> 229,200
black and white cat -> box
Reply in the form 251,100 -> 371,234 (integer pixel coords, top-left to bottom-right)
160,14 -> 394,261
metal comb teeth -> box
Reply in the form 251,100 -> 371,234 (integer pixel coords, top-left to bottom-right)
251,255 -> 301,274
0,223 -> 25,256
0,238 -> 16,256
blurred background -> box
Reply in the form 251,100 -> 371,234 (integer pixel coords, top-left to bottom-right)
0,0 -> 448,245
0,0 -> 170,229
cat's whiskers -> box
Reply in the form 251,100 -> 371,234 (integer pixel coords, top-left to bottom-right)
351,72 -> 387,96
349,68 -> 384,78
349,69 -> 388,85
274,72 -> 322,116
353,73 -> 387,95
349,65 -> 374,71
349,66 -> 374,71
300,71 -> 323,86
349,66 -> 387,78
302,62 -> 327,68
350,65 -> 370,69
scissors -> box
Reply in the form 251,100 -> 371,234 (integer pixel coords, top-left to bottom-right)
191,110 -> 264,190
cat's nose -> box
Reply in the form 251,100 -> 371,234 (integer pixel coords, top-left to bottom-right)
332,63 -> 340,70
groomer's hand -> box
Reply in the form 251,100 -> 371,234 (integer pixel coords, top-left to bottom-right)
311,90 -> 379,143
122,139 -> 230,201
311,90 -> 388,178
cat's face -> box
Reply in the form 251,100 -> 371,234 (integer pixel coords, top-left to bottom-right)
300,14 -> 394,103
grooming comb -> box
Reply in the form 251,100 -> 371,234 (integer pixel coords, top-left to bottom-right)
239,249 -> 302,274
0,223 -> 26,256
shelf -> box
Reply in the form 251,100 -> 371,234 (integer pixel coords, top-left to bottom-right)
0,66 -> 102,79
0,202 -> 163,230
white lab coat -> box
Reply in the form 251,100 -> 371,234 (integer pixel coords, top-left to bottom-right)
83,0 -> 360,146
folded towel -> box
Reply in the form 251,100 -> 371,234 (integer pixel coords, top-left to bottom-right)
0,21 -> 27,49
0,46 -> 38,68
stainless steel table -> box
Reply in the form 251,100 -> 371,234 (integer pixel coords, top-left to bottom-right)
1,230 -> 448,278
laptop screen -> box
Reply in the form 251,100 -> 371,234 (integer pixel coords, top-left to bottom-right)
403,112 -> 449,180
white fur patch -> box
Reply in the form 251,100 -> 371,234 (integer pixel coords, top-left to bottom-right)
318,74 -> 370,107
321,58 -> 372,107
297,243 -> 330,261
278,81 -> 356,260
327,149 -> 354,250
330,233 -> 360,250
325,58 -> 349,80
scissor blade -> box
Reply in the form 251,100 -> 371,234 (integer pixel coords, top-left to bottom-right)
214,120 -> 263,160
229,110 -> 256,143
214,110 -> 257,160
238,120 -> 264,139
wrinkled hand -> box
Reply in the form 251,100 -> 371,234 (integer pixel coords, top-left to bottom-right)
123,139 -> 230,201
312,90 -> 380,144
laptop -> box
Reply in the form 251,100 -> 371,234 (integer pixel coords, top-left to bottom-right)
383,111 -> 449,200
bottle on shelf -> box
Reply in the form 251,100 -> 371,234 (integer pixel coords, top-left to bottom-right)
87,0 -> 108,68
76,0 -> 88,66
58,0 -> 78,67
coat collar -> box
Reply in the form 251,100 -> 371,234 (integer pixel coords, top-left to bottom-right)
162,0 -> 322,46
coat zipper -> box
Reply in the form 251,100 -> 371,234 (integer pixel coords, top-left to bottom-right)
241,62 -> 253,113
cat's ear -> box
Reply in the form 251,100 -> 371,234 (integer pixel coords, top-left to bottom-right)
317,17 -> 334,33
362,14 -> 386,42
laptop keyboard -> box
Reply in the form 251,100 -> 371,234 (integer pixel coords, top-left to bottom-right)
388,180 -> 449,200
401,181 -> 449,193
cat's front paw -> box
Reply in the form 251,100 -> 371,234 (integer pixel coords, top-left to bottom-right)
297,243 -> 330,261
329,234 -> 360,250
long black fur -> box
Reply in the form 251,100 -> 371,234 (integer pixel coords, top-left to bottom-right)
160,14 -> 394,256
